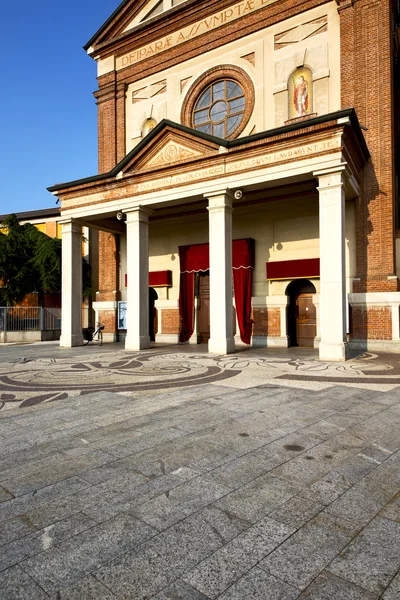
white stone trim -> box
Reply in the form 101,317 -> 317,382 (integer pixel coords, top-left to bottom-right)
92,301 -> 118,310
349,292 -> 400,306
313,68 -> 330,81
251,336 -> 288,348
156,334 -> 180,344
155,299 -> 179,309
349,339 -> 400,353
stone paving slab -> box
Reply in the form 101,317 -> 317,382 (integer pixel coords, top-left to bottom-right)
327,516 -> 400,595
258,512 -> 360,590
0,343 -> 399,598
182,516 -> 295,598
298,571 -> 378,599
217,567 -> 301,600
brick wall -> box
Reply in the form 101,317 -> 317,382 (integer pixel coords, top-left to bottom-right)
351,306 -> 392,340
99,309 -> 118,335
95,74 -> 118,174
339,0 -> 398,292
96,231 -> 119,334
252,307 -> 280,337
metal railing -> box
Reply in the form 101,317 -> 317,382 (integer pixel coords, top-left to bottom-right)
0,307 -> 61,332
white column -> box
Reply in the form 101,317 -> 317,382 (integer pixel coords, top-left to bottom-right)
206,189 -> 235,354
125,208 -> 151,350
60,219 -> 83,347
315,168 -> 348,360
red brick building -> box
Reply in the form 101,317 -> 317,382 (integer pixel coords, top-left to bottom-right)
49,0 -> 400,359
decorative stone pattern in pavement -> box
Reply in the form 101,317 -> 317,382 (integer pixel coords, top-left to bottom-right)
1,343 -> 400,410
0,343 -> 399,599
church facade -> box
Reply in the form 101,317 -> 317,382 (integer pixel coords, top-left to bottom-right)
49,0 -> 400,360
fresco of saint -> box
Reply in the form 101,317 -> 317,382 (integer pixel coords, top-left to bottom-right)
288,68 -> 312,120
293,75 -> 309,115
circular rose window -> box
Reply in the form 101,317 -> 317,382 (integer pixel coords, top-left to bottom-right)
192,80 -> 246,138
181,66 -> 255,141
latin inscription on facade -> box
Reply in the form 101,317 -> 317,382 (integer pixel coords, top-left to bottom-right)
226,139 -> 340,173
61,138 -> 341,209
116,0 -> 279,70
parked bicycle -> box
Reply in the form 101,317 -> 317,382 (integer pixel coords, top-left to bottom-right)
82,322 -> 104,346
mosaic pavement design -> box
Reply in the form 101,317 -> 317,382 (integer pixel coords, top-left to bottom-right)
1,347 -> 400,410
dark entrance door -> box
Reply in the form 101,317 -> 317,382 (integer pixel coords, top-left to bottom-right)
286,279 -> 316,347
197,272 -> 210,344
296,293 -> 316,347
149,287 -> 158,341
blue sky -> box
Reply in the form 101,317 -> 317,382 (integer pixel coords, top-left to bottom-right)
0,1 -> 119,214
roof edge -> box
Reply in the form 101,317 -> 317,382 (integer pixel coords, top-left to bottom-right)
0,207 -> 61,223
84,0 -> 131,51
48,108 -> 370,194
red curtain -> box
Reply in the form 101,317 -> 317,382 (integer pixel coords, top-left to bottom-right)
233,239 -> 255,344
178,239 -> 255,344
179,243 -> 209,272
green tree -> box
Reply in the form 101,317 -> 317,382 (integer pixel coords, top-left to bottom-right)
0,214 -> 91,306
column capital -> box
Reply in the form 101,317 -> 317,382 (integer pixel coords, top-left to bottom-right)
59,218 -> 84,234
313,165 -> 346,179
204,188 -> 234,208
314,166 -> 346,193
124,207 -> 154,223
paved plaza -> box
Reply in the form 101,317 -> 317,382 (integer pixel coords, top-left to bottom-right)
0,342 -> 399,599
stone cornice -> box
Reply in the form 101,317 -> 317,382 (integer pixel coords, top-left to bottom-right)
92,0 -> 325,66
48,109 -> 369,212
335,0 -> 355,11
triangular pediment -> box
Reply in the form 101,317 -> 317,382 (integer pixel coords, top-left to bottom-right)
120,122 -> 223,175
124,0 -> 187,33
85,0 -> 188,52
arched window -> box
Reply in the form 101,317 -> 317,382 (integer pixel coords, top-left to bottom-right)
288,67 -> 313,120
181,66 -> 255,140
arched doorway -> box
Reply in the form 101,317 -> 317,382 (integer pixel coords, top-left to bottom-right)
286,279 -> 317,347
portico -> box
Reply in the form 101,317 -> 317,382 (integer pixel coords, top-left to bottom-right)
51,109 -> 369,361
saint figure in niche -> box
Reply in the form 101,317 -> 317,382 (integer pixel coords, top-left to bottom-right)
288,67 -> 313,120
293,75 -> 309,115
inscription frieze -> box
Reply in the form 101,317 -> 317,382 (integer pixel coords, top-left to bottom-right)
117,0 -> 279,70
60,138 -> 342,210
225,139 -> 340,173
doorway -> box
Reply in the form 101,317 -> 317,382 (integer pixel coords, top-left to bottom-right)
286,279 -> 317,347
149,287 -> 158,342
196,271 -> 210,344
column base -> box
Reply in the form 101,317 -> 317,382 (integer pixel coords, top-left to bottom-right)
59,334 -> 84,348
208,337 -> 235,355
125,335 -> 151,351
319,341 -> 348,361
